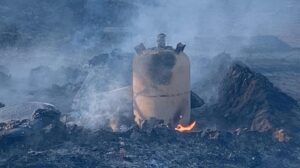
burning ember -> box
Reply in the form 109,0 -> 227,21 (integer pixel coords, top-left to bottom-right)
175,121 -> 196,132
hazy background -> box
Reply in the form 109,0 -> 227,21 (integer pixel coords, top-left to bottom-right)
0,0 -> 299,129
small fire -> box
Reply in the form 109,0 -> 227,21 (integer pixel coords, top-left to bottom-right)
175,121 -> 196,132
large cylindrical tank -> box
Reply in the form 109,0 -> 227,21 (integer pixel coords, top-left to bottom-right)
133,34 -> 190,128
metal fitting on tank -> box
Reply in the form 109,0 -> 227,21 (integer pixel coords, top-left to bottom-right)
157,33 -> 166,48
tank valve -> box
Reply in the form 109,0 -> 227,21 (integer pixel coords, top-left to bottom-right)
157,33 -> 166,48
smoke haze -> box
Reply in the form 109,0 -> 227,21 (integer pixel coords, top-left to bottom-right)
0,0 -> 299,129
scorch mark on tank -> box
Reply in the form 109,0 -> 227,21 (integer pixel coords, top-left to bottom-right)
147,50 -> 176,85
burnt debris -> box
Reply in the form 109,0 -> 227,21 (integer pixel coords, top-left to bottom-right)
0,107 -> 66,147
1,61 -> 300,167
1,114 -> 300,167
202,62 -> 300,134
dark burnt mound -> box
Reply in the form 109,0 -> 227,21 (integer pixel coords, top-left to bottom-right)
211,62 -> 300,133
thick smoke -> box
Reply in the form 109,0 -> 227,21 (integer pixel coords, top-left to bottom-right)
0,0 -> 299,129
123,0 -> 300,50
0,0 -> 135,107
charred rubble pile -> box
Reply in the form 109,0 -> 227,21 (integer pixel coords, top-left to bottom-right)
194,62 -> 300,137
0,108 -> 300,167
1,112 -> 300,168
1,62 -> 300,167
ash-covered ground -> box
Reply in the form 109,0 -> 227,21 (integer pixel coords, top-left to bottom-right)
1,117 -> 300,168
1,60 -> 300,168
1,0 -> 300,167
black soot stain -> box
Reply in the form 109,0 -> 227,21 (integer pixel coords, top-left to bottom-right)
147,51 -> 176,85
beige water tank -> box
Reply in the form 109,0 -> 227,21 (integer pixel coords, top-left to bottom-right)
133,34 -> 191,128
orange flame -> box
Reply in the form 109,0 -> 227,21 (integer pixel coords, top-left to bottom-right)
175,121 -> 196,132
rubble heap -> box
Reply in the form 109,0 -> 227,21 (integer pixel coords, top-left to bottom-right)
213,62 -> 300,133
1,112 -> 300,167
